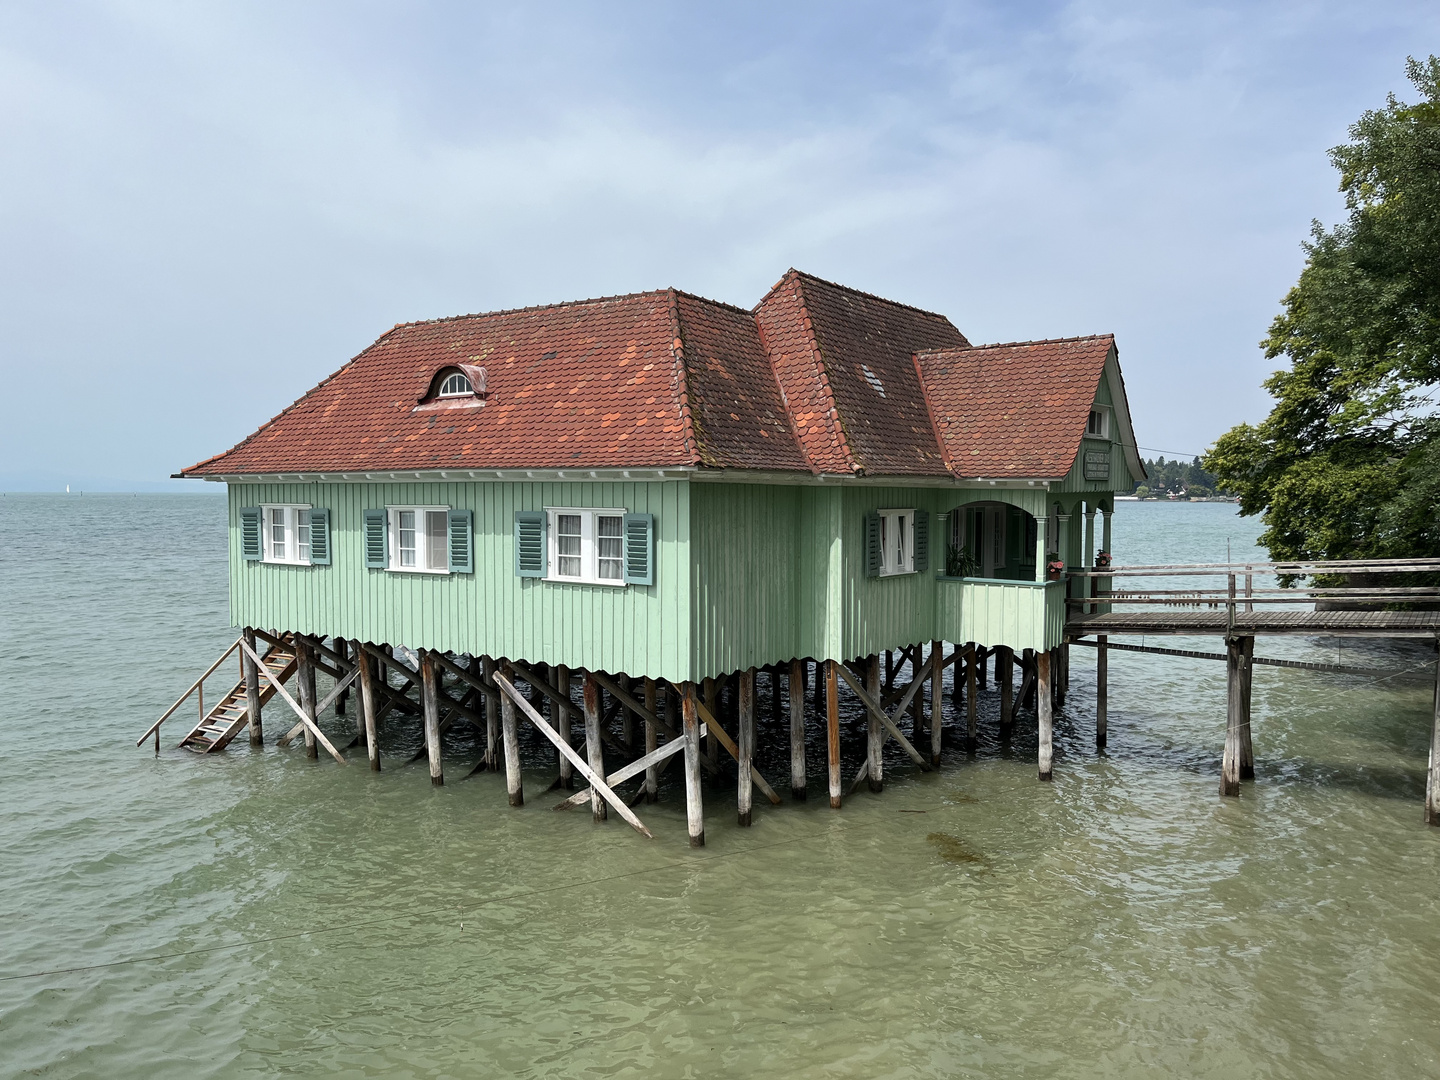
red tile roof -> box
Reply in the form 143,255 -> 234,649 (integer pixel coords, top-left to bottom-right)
183,273 -> 1124,482
915,335 -> 1117,478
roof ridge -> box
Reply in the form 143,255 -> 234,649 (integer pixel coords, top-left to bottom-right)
670,288 -> 755,318
791,274 -> 859,474
383,288 -> 675,334
921,333 -> 1113,354
782,268 -> 956,322
665,288 -> 703,466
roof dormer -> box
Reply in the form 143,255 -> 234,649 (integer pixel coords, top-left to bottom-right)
415,362 -> 488,412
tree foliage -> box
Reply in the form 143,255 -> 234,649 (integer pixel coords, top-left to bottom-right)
1206,57 -> 1440,561
1129,456 -> 1221,497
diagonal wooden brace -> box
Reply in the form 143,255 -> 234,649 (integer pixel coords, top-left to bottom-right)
832,662 -> 932,771
279,662 -> 361,746
492,673 -> 654,838
691,698 -> 784,805
554,731 -> 693,810
587,670 -> 720,777
238,637 -> 347,764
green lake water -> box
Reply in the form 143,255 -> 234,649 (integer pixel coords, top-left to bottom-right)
2,494 -> 1438,1078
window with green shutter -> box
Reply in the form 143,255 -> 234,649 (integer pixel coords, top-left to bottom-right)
622,512 -> 655,586
308,508 -> 331,565
913,509 -> 929,573
865,511 -> 882,578
515,511 -> 546,577
240,506 -> 261,561
448,508 -> 473,573
363,509 -> 388,569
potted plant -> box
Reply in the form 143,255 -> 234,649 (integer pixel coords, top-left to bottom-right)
1095,551 -> 1112,568
1046,559 -> 1065,581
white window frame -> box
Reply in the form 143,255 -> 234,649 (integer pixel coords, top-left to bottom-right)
386,505 -> 452,574
545,507 -> 628,586
1086,406 -> 1111,439
439,372 -> 473,397
878,509 -> 915,577
261,504 -> 312,566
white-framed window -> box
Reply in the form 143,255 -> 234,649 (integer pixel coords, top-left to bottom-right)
439,371 -> 473,397
1086,407 -> 1110,438
388,505 -> 451,573
261,504 -> 312,565
878,509 -> 914,576
546,507 -> 627,585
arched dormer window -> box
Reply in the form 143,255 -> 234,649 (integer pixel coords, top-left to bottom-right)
439,371 -> 473,397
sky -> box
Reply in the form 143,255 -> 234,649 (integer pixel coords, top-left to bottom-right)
2,1 -> 1438,491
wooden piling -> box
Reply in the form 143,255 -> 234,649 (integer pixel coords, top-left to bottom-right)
998,645 -> 1014,740
1021,648 -> 1037,711
789,658 -> 807,799
1037,649 -> 1053,781
929,639 -> 943,766
1056,641 -> 1069,708
909,643 -> 925,741
965,644 -> 978,753
355,641 -> 380,771
865,654 -> 883,792
296,638 -> 319,760
1239,636 -> 1254,780
583,671 -> 606,822
738,667 -> 756,826
825,660 -> 841,809
335,638 -> 350,716
644,678 -> 660,803
554,665 -> 574,789
482,656 -> 499,771
420,651 -> 444,786
978,644 -> 989,686
1096,635 -> 1108,750
243,627 -> 263,746
681,681 -> 705,846
500,660 -> 524,806
1221,637 -> 1244,797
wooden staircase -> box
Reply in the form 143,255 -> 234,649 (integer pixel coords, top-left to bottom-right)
177,637 -> 298,753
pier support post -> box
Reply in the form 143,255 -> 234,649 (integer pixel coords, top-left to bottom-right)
965,644 -> 978,753
790,658 -> 807,799
929,639 -> 943,766
998,645 -> 1014,740
500,660 -> 523,806
1221,637 -> 1246,797
296,638 -> 319,760
1096,636 -> 1108,750
1056,641 -> 1069,708
1239,636 -> 1255,780
420,650 -> 444,786
1427,638 -> 1440,825
825,660 -> 842,808
978,644 -> 989,687
910,644 -> 926,741
355,642 -> 380,770
681,681 -> 705,846
243,627 -> 264,746
335,639 -> 350,716
738,667 -> 756,825
583,671 -> 605,822
555,665 -> 574,790
644,677 -> 659,803
1022,648 -> 1036,710
1037,649 -> 1054,780
866,654 -> 883,792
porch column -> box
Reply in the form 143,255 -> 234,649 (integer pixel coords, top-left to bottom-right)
1034,513 -> 1048,583
1084,503 -> 1097,614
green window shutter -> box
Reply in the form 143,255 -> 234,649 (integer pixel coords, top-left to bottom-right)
308,508 -> 331,565
514,511 -> 546,578
363,509 -> 388,569
913,509 -> 930,573
240,506 -> 262,561
448,508 -> 474,573
865,511 -> 881,578
623,512 -> 655,586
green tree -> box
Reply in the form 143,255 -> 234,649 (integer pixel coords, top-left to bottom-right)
1206,57 -> 1440,561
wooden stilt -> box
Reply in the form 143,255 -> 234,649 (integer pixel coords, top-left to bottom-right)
644,678 -> 660,803
681,681 -> 705,846
998,645 -> 1014,740
1037,649 -> 1053,781
909,644 -> 925,742
499,660 -> 523,806
296,638 -> 319,760
1426,636 -> 1440,825
1239,636 -> 1254,780
929,639 -> 943,766
1096,635 -> 1108,750
555,665 -> 574,790
955,640 -> 972,713
243,627 -> 264,746
482,656 -> 499,771
356,641 -> 380,771
583,671 -> 606,822
789,658 -> 807,799
978,644 -> 989,686
1221,637 -> 1244,797
865,654 -> 883,792
420,651 -> 444,786
825,660 -> 841,809
884,650 -> 895,691
738,667 -> 756,826
1021,648 -> 1036,710
1056,641 -> 1069,708
335,639 -> 350,716
965,644 -> 978,753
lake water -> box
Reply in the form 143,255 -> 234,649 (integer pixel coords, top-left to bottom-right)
2,494 -> 1438,1078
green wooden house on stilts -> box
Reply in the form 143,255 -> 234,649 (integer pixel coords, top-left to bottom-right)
163,269 -> 1144,844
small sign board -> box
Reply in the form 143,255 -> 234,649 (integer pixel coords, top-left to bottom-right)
1083,448 -> 1111,481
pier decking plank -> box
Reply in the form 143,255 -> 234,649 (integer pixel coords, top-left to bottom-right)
1068,609 -> 1440,637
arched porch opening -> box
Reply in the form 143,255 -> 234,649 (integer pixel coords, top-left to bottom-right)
947,501 -> 1039,581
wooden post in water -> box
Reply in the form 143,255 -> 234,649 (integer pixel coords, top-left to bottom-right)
965,644 -> 978,753
1427,637 -> 1440,826
582,671 -> 606,822
997,645 -> 1014,740
355,641 -> 380,771
681,681 -> 705,846
825,660 -> 842,808
738,667 -> 756,826
296,638 -> 319,760
1022,648 -> 1036,710
789,658 -> 807,799
555,665 -> 573,790
1096,635 -> 1108,749
1239,635 -> 1255,780
642,677 -> 660,803
420,650 -> 444,786
929,639 -> 943,766
499,660 -> 523,806
1221,637 -> 1245,797
884,650 -> 894,689
482,656 -> 499,771
335,639 -> 350,716
1037,649 -> 1054,781
909,643 -> 925,740
1056,641 -> 1069,708
866,654 -> 883,792
243,627 -> 263,746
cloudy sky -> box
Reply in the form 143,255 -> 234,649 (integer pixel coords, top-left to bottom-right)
2,1 -> 1437,489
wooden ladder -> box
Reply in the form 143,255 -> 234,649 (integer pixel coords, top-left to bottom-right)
177,637 -> 298,753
